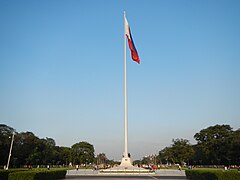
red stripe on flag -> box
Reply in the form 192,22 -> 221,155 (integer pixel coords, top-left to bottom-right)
126,27 -> 140,64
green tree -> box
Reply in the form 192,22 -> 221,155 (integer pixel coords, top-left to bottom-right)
228,129 -> 240,165
12,131 -> 40,166
158,139 -> 194,165
193,124 -> 233,165
27,137 -> 56,165
141,156 -> 151,165
45,137 -> 56,147
71,141 -> 94,165
171,139 -> 194,165
160,146 -> 175,164
55,146 -> 71,165
133,159 -> 141,165
1,124 -> 72,167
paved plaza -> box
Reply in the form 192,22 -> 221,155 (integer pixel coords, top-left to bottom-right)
65,169 -> 187,180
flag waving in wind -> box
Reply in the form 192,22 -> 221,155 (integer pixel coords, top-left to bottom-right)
124,16 -> 140,64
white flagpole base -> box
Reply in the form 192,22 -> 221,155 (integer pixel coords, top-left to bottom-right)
120,157 -> 133,167
99,157 -> 154,174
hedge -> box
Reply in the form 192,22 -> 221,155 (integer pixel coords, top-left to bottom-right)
0,170 -> 11,180
185,169 -> 240,180
0,169 -> 27,180
8,169 -> 67,180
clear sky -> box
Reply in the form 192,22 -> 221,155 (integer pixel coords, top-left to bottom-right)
1,0 -> 240,160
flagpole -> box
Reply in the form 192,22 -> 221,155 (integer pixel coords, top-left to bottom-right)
123,11 -> 128,159
6,131 -> 15,170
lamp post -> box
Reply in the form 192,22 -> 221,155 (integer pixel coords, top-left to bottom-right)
6,131 -> 15,170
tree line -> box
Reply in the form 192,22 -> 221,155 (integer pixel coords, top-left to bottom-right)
0,124 -> 95,168
0,124 -> 239,168
157,124 -> 240,166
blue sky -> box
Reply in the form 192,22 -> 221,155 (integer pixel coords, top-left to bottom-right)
0,0 -> 240,160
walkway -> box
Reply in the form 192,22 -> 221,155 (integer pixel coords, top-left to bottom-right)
65,169 -> 187,180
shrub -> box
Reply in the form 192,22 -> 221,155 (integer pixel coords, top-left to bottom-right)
216,171 -> 240,180
0,169 -> 27,180
8,171 -> 36,180
8,169 -> 67,180
0,170 -> 11,180
185,169 -> 218,180
185,169 -> 240,180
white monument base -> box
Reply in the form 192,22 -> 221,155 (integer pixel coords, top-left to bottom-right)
120,157 -> 132,167
99,157 -> 154,174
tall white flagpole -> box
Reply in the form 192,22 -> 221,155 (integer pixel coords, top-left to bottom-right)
123,11 -> 128,159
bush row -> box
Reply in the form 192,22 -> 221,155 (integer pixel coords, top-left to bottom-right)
0,170 -> 10,180
185,169 -> 240,180
0,169 -> 66,180
0,169 -> 27,180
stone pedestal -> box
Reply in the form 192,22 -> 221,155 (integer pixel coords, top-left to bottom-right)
99,157 -> 154,174
120,157 -> 132,167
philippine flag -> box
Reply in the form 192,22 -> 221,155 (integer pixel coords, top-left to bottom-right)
124,16 -> 140,64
